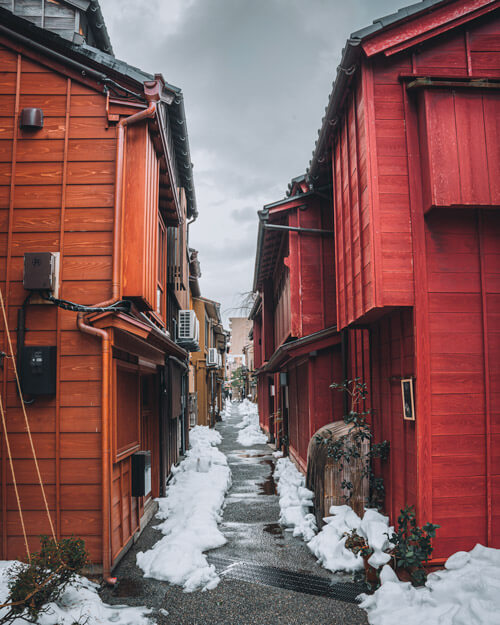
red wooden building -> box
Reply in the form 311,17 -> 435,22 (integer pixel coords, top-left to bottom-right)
252,0 -> 500,561
251,175 -> 359,473
0,4 -> 198,575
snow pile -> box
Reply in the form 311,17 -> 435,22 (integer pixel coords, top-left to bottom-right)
136,425 -> 231,592
220,402 -> 232,421
236,400 -> 267,446
0,562 -> 151,625
274,457 -> 393,575
274,457 -> 317,541
308,506 -> 393,574
359,544 -> 500,625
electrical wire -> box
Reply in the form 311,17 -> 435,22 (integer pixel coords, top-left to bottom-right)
0,287 -> 57,543
38,291 -> 131,314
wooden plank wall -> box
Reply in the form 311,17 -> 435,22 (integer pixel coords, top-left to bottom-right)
368,311 -> 416,527
419,89 -> 500,210
0,43 -> 115,562
425,208 -> 499,558
332,78 -> 376,329
289,197 -> 336,337
307,347 -> 343,440
122,124 -> 159,311
369,53 -> 414,312
273,266 -> 290,349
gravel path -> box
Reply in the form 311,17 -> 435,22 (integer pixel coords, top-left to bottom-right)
100,403 -> 368,624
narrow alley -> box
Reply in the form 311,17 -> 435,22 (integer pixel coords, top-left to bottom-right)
101,403 -> 368,625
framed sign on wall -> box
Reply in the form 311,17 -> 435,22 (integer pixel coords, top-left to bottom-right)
401,378 -> 415,421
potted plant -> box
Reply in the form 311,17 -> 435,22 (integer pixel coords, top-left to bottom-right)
387,505 -> 440,585
344,530 -> 377,585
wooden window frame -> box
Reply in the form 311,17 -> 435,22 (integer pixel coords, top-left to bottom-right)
113,360 -> 141,462
156,212 -> 167,322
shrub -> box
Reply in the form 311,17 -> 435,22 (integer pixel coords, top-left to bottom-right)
0,536 -> 88,624
388,505 -> 440,586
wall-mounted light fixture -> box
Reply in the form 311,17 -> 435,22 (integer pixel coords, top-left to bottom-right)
20,108 -> 44,130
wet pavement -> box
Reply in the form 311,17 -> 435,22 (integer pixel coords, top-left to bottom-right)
100,403 -> 368,624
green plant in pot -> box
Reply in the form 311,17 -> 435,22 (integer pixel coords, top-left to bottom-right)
388,505 -> 440,586
344,530 -> 378,585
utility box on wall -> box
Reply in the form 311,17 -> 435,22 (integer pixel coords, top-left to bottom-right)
23,252 -> 57,291
131,451 -> 152,497
20,346 -> 57,396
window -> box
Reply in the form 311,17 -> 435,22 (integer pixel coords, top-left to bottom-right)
157,213 -> 166,319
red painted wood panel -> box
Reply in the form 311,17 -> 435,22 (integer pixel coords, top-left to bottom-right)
0,39 -> 117,565
419,89 -> 499,209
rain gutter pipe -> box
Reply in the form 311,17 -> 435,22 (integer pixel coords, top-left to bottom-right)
78,80 -> 160,578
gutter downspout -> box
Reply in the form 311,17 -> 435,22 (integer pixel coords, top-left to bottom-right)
76,319 -> 111,577
77,79 -> 160,579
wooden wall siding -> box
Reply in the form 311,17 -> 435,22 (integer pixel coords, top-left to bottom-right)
273,266 -> 290,349
253,316 -> 262,370
368,311 -> 416,528
370,56 -> 415,311
0,43 -> 116,562
286,346 -> 344,471
425,208 -> 499,558
261,281 -> 274,362
122,123 -> 160,310
418,89 -> 500,210
257,375 -> 269,432
334,17 -> 500,333
111,457 -> 138,561
332,79 -> 376,329
288,196 -> 336,337
307,348 -> 343,440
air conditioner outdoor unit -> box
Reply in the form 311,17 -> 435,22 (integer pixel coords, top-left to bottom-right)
178,310 -> 199,342
217,353 -> 222,368
207,347 -> 218,367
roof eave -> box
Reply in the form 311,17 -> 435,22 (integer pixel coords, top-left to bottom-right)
307,37 -> 362,181
252,209 -> 269,292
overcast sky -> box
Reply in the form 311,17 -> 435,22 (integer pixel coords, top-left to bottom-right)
101,0 -> 406,326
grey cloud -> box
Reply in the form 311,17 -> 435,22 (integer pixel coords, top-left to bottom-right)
101,0 -> 406,325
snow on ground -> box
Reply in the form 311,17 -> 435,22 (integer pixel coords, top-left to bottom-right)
359,544 -> 500,625
308,506 -> 393,574
274,457 -> 317,541
274,456 -> 500,624
235,399 -> 268,446
0,562 -> 151,625
220,402 -> 231,421
274,458 -> 393,572
136,425 -> 231,592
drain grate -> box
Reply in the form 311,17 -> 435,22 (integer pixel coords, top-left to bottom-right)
207,554 -> 365,604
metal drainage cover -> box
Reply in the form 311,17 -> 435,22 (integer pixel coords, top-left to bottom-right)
207,554 -> 365,604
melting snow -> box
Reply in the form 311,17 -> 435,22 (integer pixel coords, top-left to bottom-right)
274,458 -> 393,572
136,425 -> 231,592
274,457 -> 317,542
359,544 -> 500,625
236,400 -> 268,446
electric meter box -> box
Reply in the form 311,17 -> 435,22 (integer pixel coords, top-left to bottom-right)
131,451 -> 152,497
23,252 -> 56,291
20,346 -> 57,395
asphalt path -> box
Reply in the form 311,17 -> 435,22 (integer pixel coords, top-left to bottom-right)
100,402 -> 368,624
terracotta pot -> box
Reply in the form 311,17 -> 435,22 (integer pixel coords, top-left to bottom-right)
387,555 -> 418,583
362,555 -> 379,585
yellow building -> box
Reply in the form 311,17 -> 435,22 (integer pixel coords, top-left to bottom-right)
190,297 -> 226,426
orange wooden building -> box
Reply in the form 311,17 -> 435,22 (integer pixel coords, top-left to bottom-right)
253,0 -> 500,562
0,4 -> 198,575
